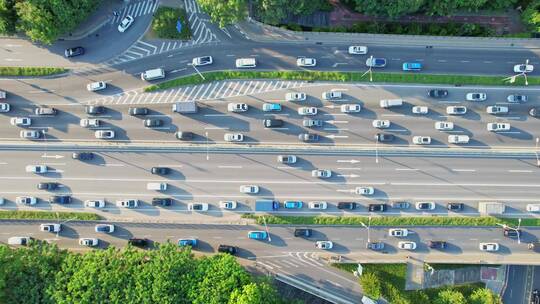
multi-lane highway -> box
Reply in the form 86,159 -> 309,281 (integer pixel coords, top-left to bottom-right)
0,149 -> 538,220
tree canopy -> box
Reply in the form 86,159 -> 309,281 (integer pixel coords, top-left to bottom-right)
198,0 -> 247,28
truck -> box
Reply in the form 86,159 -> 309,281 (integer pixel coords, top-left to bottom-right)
478,202 -> 505,215
255,199 -> 279,212
172,101 -> 198,114
379,98 -> 403,108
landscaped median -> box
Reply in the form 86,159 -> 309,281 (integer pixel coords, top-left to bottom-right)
0,210 -> 100,221
242,214 -> 540,227
145,70 -> 538,92
0,66 -> 67,76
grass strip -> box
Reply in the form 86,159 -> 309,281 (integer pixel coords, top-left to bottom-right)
145,70 -> 537,92
333,263 -> 486,303
0,210 -> 101,221
242,214 -> 539,227
0,66 -> 67,76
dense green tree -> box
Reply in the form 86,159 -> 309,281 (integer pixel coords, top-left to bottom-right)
0,0 -> 16,35
434,289 -> 466,304
469,288 -> 502,304
360,272 -> 382,299
522,0 -> 540,33
198,0 -> 247,27
255,0 -> 288,25
228,281 -> 281,304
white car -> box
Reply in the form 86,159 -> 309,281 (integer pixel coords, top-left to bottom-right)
486,106 -> 508,115
40,223 -> 61,233
355,186 -> 374,195
25,165 -> 47,174
285,92 -> 306,102
117,15 -> 134,32
412,136 -> 431,145
487,122 -> 510,132
526,204 -> 540,212
116,199 -> 139,208
219,200 -> 238,209
85,199 -> 105,208
315,241 -> 333,250
80,119 -> 100,128
348,45 -> 368,55
298,107 -> 317,116
188,202 -> 209,211
479,242 -> 499,252
95,130 -> 115,139
446,106 -> 467,115
398,241 -> 417,250
415,202 -> 436,210
227,103 -> 248,113
388,228 -> 409,237
240,185 -> 259,194
10,117 -> 31,126
412,106 -> 428,114
308,201 -> 328,209
86,81 -> 106,92
372,119 -> 390,129
16,196 -> 37,205
79,238 -> 99,247
0,103 -> 10,112
465,92 -> 487,101
95,224 -> 115,233
20,130 -> 42,139
434,121 -> 454,131
224,133 -> 244,142
322,91 -> 342,100
7,236 -> 32,245
192,56 -> 213,66
340,104 -> 361,113
448,135 -> 470,144
514,64 -> 534,73
297,57 -> 316,67
311,169 -> 331,178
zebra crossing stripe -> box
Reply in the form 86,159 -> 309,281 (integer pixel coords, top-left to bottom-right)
248,81 -> 260,95
137,40 -> 158,53
199,83 -> 213,100
212,82 -> 227,99
280,260 -> 300,268
228,82 -> 240,97
192,84 -> 206,100
234,82 -> 247,97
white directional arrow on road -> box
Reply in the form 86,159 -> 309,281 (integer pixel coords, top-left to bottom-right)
41,154 -> 64,159
171,68 -> 187,73
326,120 -> 348,124
326,135 -> 348,139
324,105 -> 337,109
336,189 -> 355,193
332,63 -> 348,67
338,174 -> 359,178
337,160 -> 360,164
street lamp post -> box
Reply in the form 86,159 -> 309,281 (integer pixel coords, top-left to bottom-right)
375,138 -> 379,164
496,219 -> 522,244
262,216 -> 271,242
205,131 -> 209,161
190,63 -> 205,80
360,216 -> 372,243
361,55 -> 374,82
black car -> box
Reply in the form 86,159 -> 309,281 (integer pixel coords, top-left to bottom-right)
128,107 -> 149,116
152,197 -> 173,206
428,89 -> 448,98
366,242 -> 385,251
128,238 -> 148,247
428,241 -> 447,249
175,131 -> 194,140
337,202 -> 357,210
263,119 -> 284,128
37,182 -> 59,190
530,107 -> 540,118
64,46 -> 84,58
368,204 -> 387,212
85,105 -> 106,115
294,228 -> 312,237
503,228 -> 521,238
447,203 -> 464,211
298,133 -> 319,142
217,244 -> 238,255
49,195 -> 71,204
375,133 -> 395,143
72,152 -> 94,160
151,167 -> 170,175
144,119 -> 163,128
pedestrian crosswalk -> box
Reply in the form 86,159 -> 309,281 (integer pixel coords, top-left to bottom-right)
110,0 -> 159,25
86,80 -> 315,105
255,252 -> 326,271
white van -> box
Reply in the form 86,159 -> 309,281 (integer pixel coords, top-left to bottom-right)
141,68 -> 165,81
235,58 -> 257,68
448,135 -> 470,144
147,182 -> 167,191
380,99 -> 403,108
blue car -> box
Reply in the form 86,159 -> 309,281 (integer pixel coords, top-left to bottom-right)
262,103 -> 282,112
248,231 -> 268,240
402,62 -> 422,71
178,238 -> 198,247
284,200 -> 303,209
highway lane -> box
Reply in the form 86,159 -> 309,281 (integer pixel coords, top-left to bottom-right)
0,150 -> 539,220
1,84 -> 540,149
1,221 -> 540,264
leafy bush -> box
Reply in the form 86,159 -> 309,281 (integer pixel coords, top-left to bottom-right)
0,210 -> 99,220
151,7 -> 191,39
360,272 -> 381,299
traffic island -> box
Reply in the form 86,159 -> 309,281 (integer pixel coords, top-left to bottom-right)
150,6 -> 191,40
0,66 -> 67,77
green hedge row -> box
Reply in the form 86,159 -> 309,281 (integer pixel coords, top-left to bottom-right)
0,210 -> 100,221
0,66 -> 67,76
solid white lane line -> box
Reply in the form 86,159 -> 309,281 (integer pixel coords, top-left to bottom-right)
451,169 -> 476,172
395,168 -> 419,171
218,165 -> 242,169
508,170 -> 533,173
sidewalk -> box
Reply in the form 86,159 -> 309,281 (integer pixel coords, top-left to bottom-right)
59,0 -> 125,40
236,18 -> 540,49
